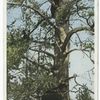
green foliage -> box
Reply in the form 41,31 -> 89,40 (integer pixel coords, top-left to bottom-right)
7,32 -> 30,70
36,72 -> 57,92
76,86 -> 94,100
83,41 -> 94,51
88,11 -> 94,17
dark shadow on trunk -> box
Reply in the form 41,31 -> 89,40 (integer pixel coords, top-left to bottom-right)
42,91 -> 63,100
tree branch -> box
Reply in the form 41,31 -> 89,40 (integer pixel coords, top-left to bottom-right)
61,27 -> 92,52
7,2 -> 57,29
32,40 -> 54,46
30,19 -> 44,34
64,48 -> 94,64
82,50 -> 94,64
29,48 -> 55,59
23,56 -> 50,72
74,77 -> 94,94
64,48 -> 90,57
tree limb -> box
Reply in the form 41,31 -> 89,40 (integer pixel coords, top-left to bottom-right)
74,77 -> 94,94
64,48 -> 89,57
61,27 -> 92,52
23,56 -> 50,72
7,2 -> 57,29
29,48 -> 55,59
32,40 -> 54,46
30,19 -> 44,34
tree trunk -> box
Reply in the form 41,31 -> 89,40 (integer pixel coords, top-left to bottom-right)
53,1 -> 70,100
54,25 -> 70,100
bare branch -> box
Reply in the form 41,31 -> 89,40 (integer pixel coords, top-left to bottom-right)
23,56 -> 50,72
29,48 -> 55,59
30,19 -> 44,34
74,77 -> 94,94
39,1 -> 48,7
61,26 -> 92,52
7,2 -> 57,29
82,50 -> 94,64
64,48 -> 94,64
32,40 -> 54,46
